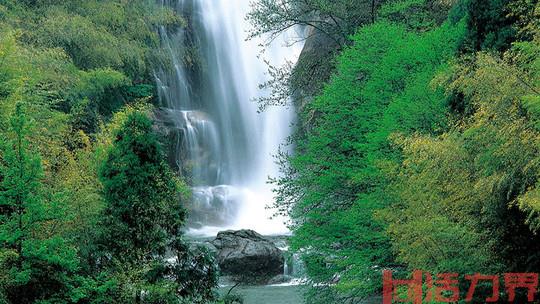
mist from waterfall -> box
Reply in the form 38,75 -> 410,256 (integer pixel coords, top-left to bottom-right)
155,0 -> 304,236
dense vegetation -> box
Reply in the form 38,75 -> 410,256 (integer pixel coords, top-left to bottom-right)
0,1 -> 218,303
255,0 -> 540,302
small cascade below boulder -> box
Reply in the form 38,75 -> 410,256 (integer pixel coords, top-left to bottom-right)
185,230 -> 307,303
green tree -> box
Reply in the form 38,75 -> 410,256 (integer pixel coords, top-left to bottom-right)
460,0 -> 517,51
98,111 -> 217,303
247,0 -> 382,47
0,103 -> 80,303
271,2 -> 465,301
0,2 -> 217,303
99,111 -> 184,261
248,0 -> 456,111
247,0 -> 386,111
383,3 -> 540,299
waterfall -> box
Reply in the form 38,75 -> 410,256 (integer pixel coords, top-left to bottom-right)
155,0 -> 304,236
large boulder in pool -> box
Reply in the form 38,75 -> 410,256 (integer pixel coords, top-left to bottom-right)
211,229 -> 284,282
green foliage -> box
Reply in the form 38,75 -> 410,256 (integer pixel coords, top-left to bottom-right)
22,0 -> 181,81
249,0 -> 458,111
385,28 -> 540,298
275,0 -> 540,302
99,111 -> 185,259
273,14 -> 465,301
97,111 -> 217,303
0,0 -> 183,137
460,0 -> 517,51
380,0 -> 456,30
0,104 -> 80,303
248,0 -> 386,110
247,0 -> 381,46
69,69 -> 130,133
0,2 -> 217,303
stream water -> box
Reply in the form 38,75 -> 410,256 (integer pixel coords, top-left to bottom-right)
219,285 -> 305,304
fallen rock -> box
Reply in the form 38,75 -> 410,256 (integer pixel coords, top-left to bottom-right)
211,229 -> 284,283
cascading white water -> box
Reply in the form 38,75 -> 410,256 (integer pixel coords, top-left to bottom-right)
155,0 -> 304,236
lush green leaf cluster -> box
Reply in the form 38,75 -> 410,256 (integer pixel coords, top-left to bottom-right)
0,1 -> 218,303
272,3 -> 466,300
269,0 -> 540,302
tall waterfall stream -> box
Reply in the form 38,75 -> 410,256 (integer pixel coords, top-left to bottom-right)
155,0 -> 303,237
154,1 -> 306,302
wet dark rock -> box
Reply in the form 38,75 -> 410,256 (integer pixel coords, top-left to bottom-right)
211,230 -> 284,283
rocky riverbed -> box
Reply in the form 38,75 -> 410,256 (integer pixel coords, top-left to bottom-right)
187,229 -> 307,303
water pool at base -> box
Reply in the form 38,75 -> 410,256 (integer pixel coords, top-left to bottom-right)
219,285 -> 306,304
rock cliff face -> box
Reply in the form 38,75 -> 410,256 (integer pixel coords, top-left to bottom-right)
292,25 -> 340,125
299,26 -> 337,60
152,107 -> 185,171
211,230 -> 284,282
